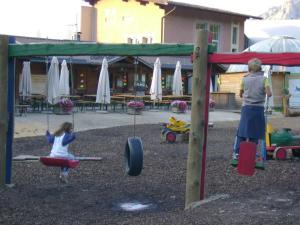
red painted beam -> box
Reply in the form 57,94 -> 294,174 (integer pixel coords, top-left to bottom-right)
208,52 -> 300,66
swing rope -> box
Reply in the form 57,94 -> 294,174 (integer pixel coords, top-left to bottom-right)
133,56 -> 139,138
45,56 -> 50,131
69,56 -> 75,131
45,56 -> 76,131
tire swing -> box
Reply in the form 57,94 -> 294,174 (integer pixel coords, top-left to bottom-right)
40,56 -> 79,169
125,137 -> 143,176
124,56 -> 143,176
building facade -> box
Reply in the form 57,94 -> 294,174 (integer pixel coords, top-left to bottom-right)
82,0 -> 260,52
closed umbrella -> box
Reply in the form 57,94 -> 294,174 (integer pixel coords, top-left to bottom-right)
263,65 -> 274,109
96,57 -> 111,104
47,56 -> 60,105
19,61 -> 32,99
150,58 -> 162,101
172,61 -> 183,96
59,60 -> 70,96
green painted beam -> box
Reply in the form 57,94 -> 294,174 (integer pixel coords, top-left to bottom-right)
8,43 -> 216,57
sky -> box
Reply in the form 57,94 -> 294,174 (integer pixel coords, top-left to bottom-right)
0,0 -> 283,40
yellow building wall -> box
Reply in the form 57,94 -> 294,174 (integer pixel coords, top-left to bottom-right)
219,72 -> 287,108
219,73 -> 244,107
95,0 -> 164,43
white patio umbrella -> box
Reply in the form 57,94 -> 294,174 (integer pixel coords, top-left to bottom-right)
19,61 -> 32,99
59,60 -> 70,96
263,65 -> 274,109
150,58 -> 162,101
172,61 -> 183,96
96,57 -> 111,104
47,57 -> 60,105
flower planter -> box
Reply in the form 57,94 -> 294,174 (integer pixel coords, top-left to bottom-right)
54,98 -> 73,115
127,101 -> 144,115
209,98 -> 216,111
170,100 -> 187,114
171,106 -> 185,113
53,105 -> 72,115
127,107 -> 143,115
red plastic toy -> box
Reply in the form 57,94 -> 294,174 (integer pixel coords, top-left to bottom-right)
238,141 -> 257,176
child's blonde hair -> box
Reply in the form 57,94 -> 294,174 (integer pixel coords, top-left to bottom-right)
248,58 -> 262,72
54,122 -> 73,136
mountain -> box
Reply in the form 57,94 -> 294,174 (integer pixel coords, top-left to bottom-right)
261,0 -> 300,19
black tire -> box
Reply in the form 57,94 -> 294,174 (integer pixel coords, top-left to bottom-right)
124,137 -> 143,176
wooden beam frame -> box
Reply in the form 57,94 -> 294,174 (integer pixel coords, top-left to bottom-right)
209,52 -> 300,66
8,43 -> 216,57
0,36 -> 8,186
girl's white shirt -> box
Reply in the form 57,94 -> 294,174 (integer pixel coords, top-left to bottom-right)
50,133 -> 69,158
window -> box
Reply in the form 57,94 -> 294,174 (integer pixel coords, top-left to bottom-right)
231,23 -> 239,52
196,23 -> 207,30
165,75 -> 173,90
209,24 -> 220,51
134,74 -> 146,90
142,37 -> 148,44
127,38 -> 133,44
195,22 -> 220,50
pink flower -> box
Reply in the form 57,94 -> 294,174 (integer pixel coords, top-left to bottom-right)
127,101 -> 144,109
209,98 -> 215,109
58,98 -> 73,112
171,100 -> 187,112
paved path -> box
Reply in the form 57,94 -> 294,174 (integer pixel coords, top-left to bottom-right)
13,110 -> 255,138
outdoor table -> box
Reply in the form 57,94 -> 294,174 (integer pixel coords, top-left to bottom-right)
114,94 -> 144,102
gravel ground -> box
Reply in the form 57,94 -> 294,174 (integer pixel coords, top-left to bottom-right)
1,117 -> 300,225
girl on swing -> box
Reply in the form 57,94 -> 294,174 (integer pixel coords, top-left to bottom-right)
46,122 -> 76,183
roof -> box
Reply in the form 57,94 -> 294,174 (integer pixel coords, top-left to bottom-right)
168,1 -> 261,19
84,0 -> 168,6
14,35 -> 75,44
13,36 -> 226,72
245,19 -> 300,43
84,0 -> 261,19
140,56 -> 192,69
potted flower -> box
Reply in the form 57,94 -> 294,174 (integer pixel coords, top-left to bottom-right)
127,101 -> 144,115
209,98 -> 216,111
54,98 -> 74,114
170,100 -> 187,113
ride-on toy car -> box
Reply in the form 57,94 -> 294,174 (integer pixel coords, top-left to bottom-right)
161,117 -> 190,143
266,124 -> 300,160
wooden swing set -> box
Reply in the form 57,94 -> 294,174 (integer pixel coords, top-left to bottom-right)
1,30 -> 300,209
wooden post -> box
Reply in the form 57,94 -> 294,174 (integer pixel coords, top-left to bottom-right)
0,35 -> 9,187
6,36 -> 16,184
185,29 -> 208,209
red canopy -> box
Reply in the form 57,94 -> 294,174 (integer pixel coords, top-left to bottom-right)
209,52 -> 300,66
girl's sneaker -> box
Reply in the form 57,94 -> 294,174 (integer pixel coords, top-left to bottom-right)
59,173 -> 68,184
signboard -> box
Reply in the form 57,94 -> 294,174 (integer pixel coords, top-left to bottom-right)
289,77 -> 300,108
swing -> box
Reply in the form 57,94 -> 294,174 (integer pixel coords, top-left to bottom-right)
124,56 -> 144,176
40,156 -> 79,168
40,56 -> 79,169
